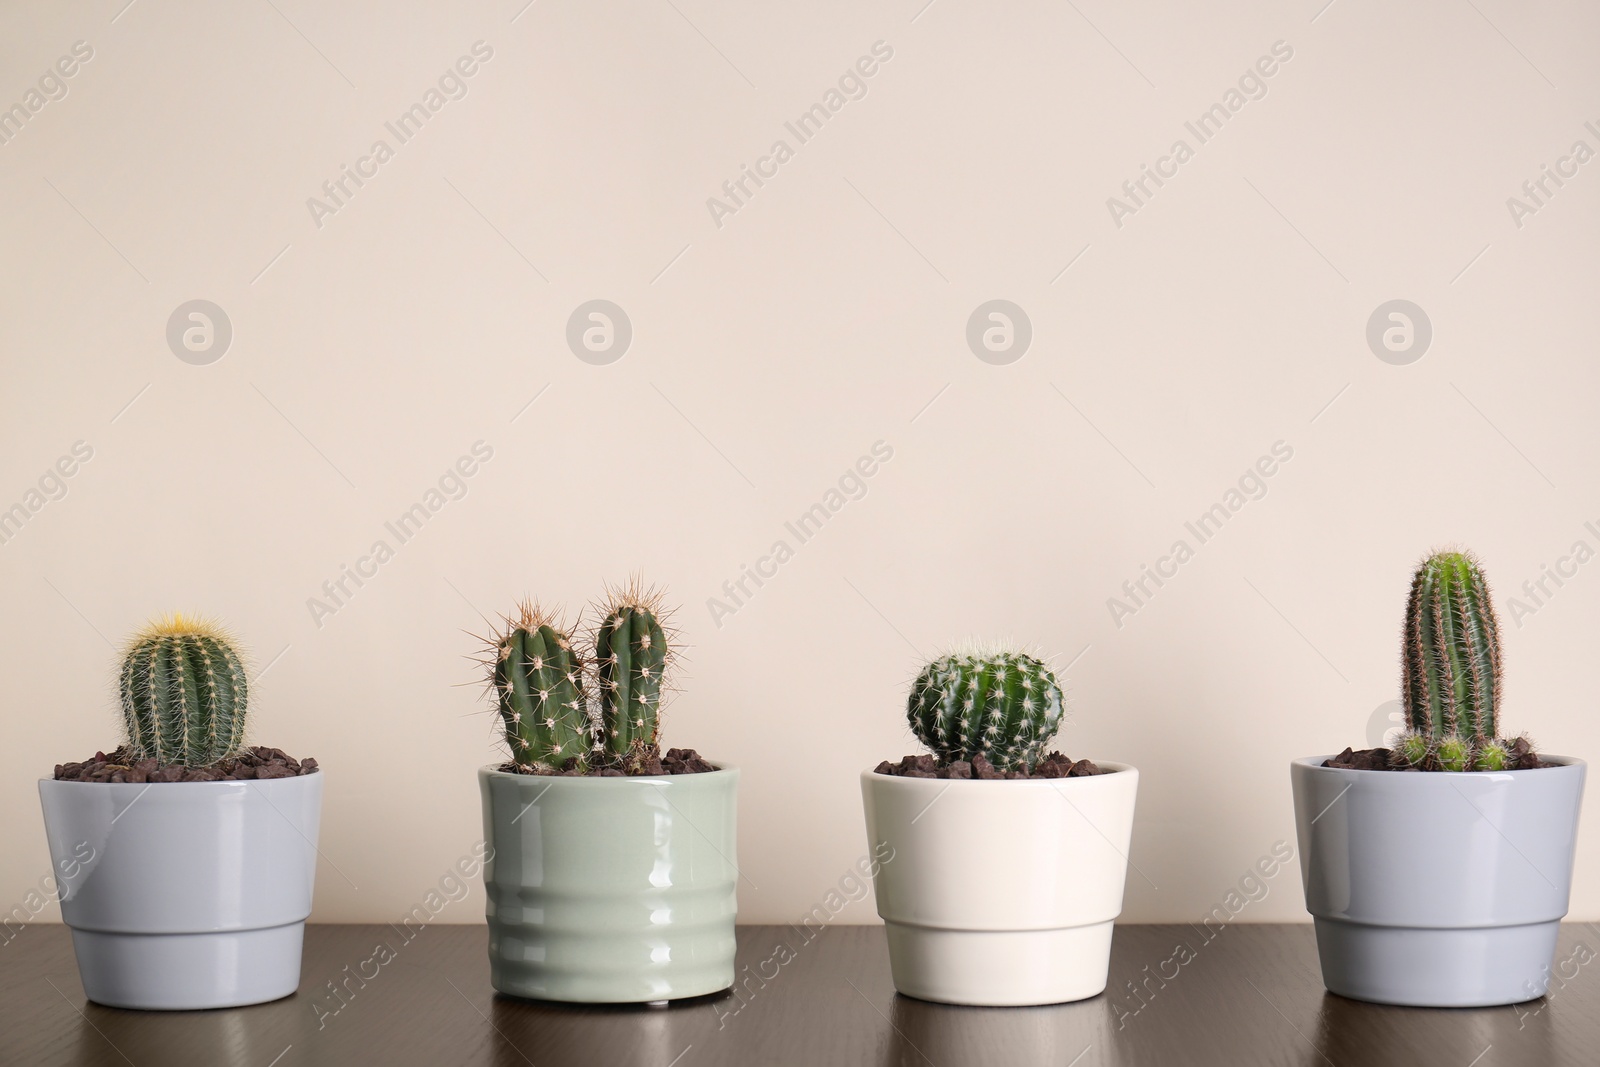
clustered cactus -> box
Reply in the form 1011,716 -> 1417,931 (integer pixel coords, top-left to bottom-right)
120,613 -> 249,767
485,581 -> 676,773
907,645 -> 1065,773
1395,549 -> 1528,771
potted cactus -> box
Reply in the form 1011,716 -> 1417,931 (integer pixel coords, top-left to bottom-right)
476,582 -> 737,1003
36,614 -> 322,1010
1292,549 -> 1586,1006
860,644 -> 1138,1006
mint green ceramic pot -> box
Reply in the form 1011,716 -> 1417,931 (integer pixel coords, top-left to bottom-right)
479,765 -> 739,1003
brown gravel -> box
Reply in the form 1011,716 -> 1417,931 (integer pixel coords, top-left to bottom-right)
54,746 -> 319,783
874,752 -> 1103,780
499,745 -> 718,777
1323,736 -> 1555,772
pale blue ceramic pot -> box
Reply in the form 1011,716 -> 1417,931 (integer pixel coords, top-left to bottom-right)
479,764 -> 739,1003
1292,754 -> 1585,1007
37,773 -> 322,1009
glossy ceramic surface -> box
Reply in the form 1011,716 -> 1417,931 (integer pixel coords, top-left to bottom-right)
861,763 -> 1139,1005
37,772 -> 323,1010
479,765 -> 739,1003
1291,754 -> 1585,1006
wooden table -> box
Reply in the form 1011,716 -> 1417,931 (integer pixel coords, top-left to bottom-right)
3,923 -> 1596,1065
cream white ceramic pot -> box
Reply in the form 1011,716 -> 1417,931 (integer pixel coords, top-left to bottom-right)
37,773 -> 323,1010
861,763 -> 1138,1006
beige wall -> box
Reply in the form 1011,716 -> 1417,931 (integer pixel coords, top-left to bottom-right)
3,0 -> 1599,929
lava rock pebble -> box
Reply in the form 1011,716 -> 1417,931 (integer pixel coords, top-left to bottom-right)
1323,747 -> 1393,771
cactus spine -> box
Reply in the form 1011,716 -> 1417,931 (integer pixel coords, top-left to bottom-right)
908,646 -> 1064,773
1397,549 -> 1513,771
594,582 -> 672,758
490,603 -> 590,772
120,614 -> 248,767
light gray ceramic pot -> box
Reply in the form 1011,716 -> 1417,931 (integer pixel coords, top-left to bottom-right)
1291,754 -> 1584,1007
479,764 -> 738,1003
37,772 -> 323,1010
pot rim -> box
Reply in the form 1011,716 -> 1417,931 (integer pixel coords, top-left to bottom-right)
860,759 -> 1135,785
479,762 -> 737,781
1292,754 -> 1584,776
38,769 -> 322,788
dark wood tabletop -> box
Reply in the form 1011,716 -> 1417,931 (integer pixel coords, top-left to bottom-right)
3,922 -> 1596,1066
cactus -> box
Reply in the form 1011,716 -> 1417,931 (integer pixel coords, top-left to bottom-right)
1395,549 -> 1524,771
120,614 -> 248,767
481,583 -> 682,774
1393,730 -> 1430,768
1434,733 -> 1473,773
1476,737 -> 1512,772
907,645 -> 1064,773
488,602 -> 591,772
593,581 -> 673,759
1403,549 -> 1502,741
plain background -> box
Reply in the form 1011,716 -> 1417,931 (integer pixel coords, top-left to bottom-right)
2,0 -> 1598,929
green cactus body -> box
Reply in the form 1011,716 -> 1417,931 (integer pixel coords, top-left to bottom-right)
908,648 -> 1064,773
1391,549 -> 1528,771
121,616 -> 248,767
1475,738 -> 1512,772
1403,550 -> 1502,743
493,609 -> 589,771
1394,730 -> 1430,768
1434,734 -> 1473,773
596,601 -> 667,758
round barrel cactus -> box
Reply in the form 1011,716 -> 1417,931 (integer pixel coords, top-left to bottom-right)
907,646 -> 1064,772
120,614 -> 249,767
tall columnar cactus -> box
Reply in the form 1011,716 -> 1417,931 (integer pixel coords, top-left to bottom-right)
594,583 -> 672,758
1397,549 -> 1512,771
490,603 -> 590,771
120,614 -> 248,767
908,646 -> 1064,773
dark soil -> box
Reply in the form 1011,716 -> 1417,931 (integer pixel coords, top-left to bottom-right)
54,746 -> 318,783
499,746 -> 717,777
874,752 -> 1103,780
1324,736 -> 1555,772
